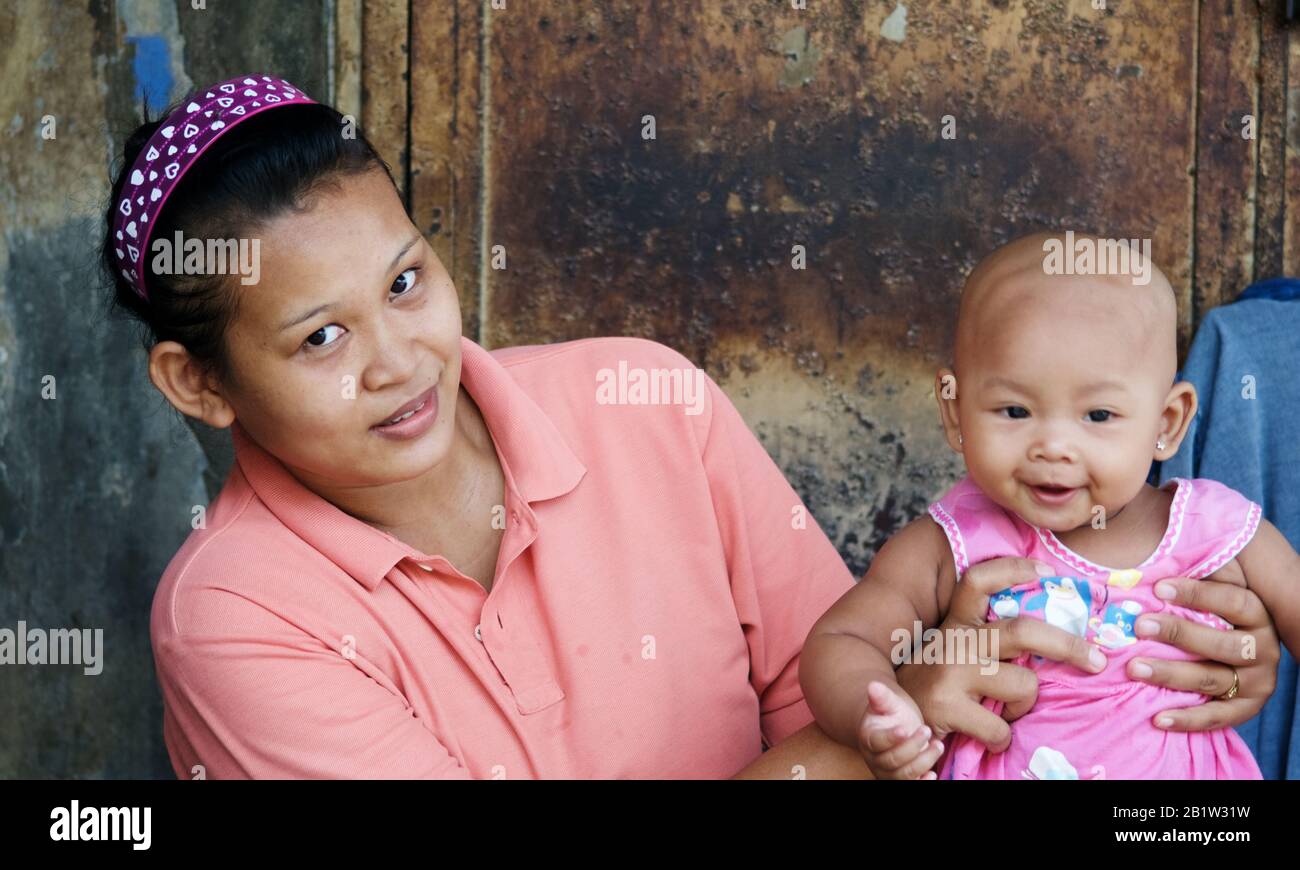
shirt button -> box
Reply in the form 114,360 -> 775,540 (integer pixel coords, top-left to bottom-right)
418,563 -> 434,572
474,624 -> 483,642
511,511 -> 519,524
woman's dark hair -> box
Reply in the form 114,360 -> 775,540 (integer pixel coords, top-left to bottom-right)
101,98 -> 393,386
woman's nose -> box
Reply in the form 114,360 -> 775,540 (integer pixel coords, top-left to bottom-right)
361,320 -> 421,389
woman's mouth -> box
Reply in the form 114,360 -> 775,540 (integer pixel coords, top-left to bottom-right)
371,385 -> 438,440
1026,483 -> 1080,507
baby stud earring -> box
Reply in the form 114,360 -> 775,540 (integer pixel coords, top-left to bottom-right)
958,433 -> 964,445
1156,439 -> 1166,451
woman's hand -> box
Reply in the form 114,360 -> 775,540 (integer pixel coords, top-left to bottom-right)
896,557 -> 1107,752
1126,576 -> 1279,731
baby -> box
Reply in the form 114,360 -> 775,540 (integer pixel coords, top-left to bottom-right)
801,232 -> 1300,779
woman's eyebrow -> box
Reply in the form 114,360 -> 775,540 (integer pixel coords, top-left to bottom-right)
277,233 -> 424,332
387,232 -> 423,275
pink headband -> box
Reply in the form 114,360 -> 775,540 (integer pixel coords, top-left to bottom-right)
111,74 -> 318,302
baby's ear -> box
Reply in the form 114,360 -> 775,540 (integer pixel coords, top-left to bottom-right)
934,368 -> 963,453
1155,380 -> 1198,460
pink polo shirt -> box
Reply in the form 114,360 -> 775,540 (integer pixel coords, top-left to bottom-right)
150,336 -> 854,778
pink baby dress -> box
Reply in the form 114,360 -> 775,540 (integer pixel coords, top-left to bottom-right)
927,475 -> 1263,780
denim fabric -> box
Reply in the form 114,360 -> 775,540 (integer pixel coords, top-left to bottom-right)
1157,286 -> 1300,779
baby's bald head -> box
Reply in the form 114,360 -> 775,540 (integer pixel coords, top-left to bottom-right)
953,232 -> 1178,387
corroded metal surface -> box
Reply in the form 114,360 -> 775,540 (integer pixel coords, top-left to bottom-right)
478,0 -> 1200,573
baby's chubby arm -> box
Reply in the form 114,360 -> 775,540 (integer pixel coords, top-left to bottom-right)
799,516 -> 956,776
1237,518 -> 1300,661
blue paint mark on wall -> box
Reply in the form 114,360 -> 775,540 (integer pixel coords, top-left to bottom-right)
126,35 -> 174,110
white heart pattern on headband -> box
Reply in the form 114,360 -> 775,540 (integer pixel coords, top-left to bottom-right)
114,74 -> 317,298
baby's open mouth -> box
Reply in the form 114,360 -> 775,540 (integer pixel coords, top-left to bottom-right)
1026,482 -> 1080,505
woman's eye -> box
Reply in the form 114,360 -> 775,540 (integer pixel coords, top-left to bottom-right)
1001,406 -> 1030,419
392,267 -> 419,296
1087,409 -> 1113,423
304,324 -> 345,350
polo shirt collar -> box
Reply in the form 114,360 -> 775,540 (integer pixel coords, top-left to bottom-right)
230,336 -> 586,590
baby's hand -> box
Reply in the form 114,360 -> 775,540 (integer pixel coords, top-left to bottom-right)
858,681 -> 946,780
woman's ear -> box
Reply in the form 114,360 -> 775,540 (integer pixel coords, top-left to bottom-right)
148,340 -> 236,429
1154,380 -> 1197,461
934,367 -> 964,454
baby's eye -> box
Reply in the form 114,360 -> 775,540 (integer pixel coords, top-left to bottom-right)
392,267 -> 419,296
1000,406 -> 1030,419
304,323 -> 345,350
1086,409 -> 1113,423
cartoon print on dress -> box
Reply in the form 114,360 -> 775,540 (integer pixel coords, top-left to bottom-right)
1021,577 -> 1092,637
990,588 -> 1028,619
1089,600 -> 1144,649
1021,746 -> 1106,780
1107,569 -> 1142,590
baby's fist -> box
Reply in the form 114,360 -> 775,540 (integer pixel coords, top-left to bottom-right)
858,681 -> 944,780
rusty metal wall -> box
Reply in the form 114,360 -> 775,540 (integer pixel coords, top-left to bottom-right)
2,0 -> 1295,777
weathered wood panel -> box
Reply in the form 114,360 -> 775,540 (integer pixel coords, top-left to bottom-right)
1195,0 -> 1259,316
361,0 -> 409,199
410,0 -> 484,340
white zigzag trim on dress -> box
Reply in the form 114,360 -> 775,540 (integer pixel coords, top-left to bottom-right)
1186,501 -> 1263,580
1033,478 -> 1192,576
928,502 -> 969,577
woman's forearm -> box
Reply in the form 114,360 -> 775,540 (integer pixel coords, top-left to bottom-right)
730,721 -> 874,780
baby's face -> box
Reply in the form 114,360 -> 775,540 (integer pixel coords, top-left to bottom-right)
937,246 -> 1192,533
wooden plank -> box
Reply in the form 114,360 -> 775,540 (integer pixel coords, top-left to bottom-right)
334,0 -> 364,118
410,0 -> 483,340
1254,1 -> 1287,283
1286,27 -> 1300,275
361,0 -> 410,201
1194,0 -> 1259,317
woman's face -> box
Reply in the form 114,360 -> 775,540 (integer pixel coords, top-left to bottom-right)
218,166 -> 464,491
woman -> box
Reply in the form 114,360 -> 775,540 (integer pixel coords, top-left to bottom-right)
105,75 -> 1279,779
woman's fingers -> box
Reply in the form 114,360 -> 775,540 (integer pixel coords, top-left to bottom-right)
1148,699 -> 1240,733
1133,613 -> 1254,666
1153,576 -> 1269,628
948,557 -> 1054,626
989,617 -> 1108,674
943,697 -> 1014,752
1127,656 -> 1237,697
